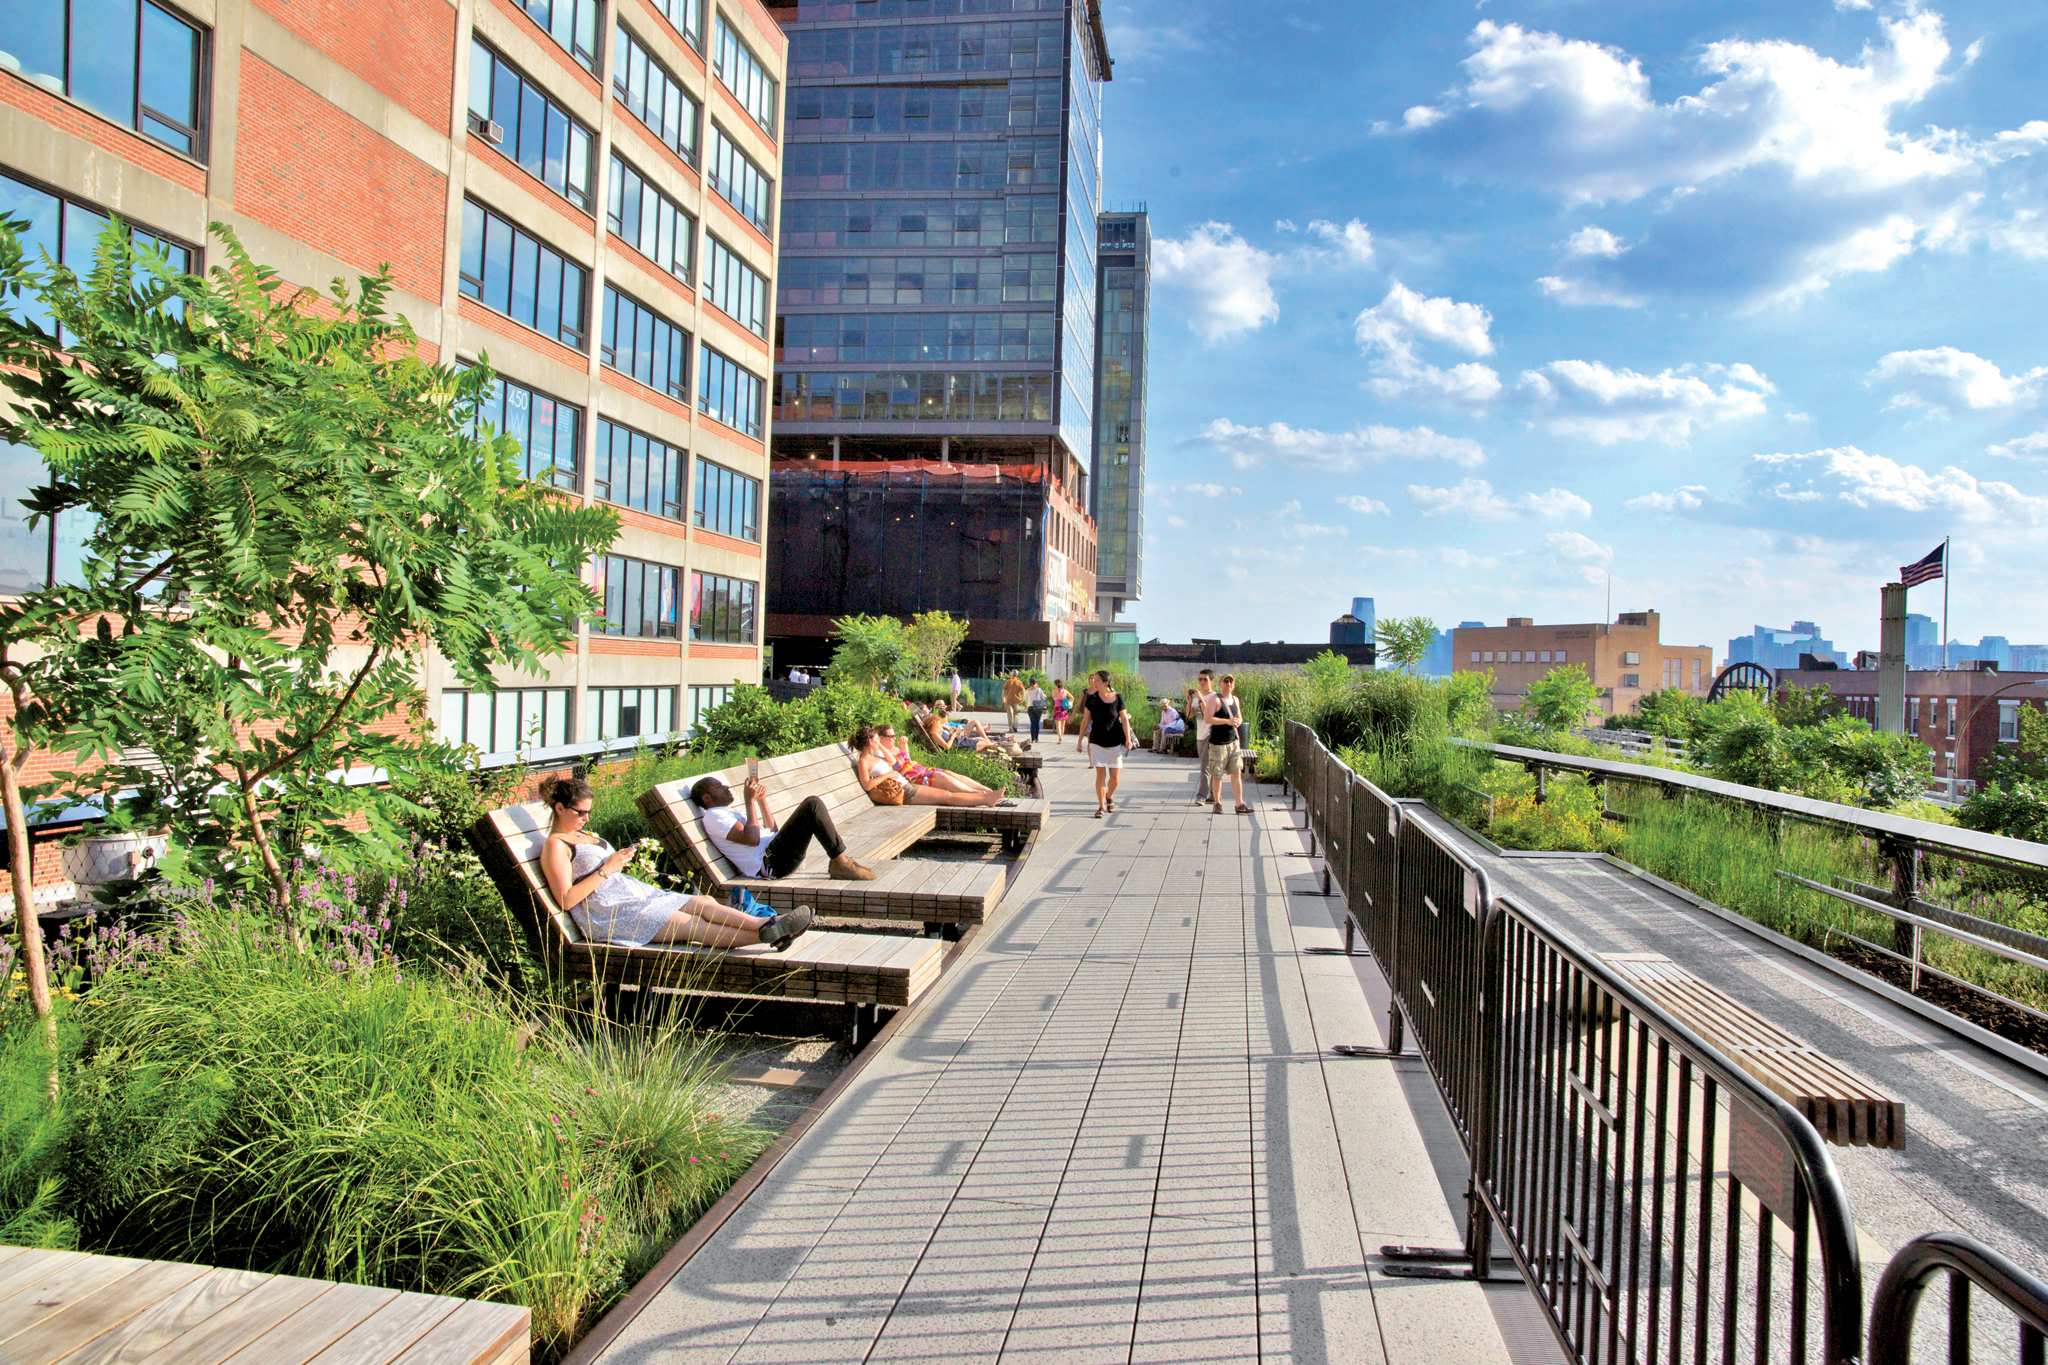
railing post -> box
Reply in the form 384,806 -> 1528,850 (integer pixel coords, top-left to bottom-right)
1881,834 -> 1919,958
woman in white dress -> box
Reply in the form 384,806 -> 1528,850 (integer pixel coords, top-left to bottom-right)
538,777 -> 813,949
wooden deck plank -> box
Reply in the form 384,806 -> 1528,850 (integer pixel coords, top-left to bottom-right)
221,1281 -> 402,1365
0,1252 -> 89,1306
52,1268 -> 272,1365
124,1275 -> 339,1365
0,1255 -> 151,1327
384,1299 -> 530,1365
301,1290 -> 464,1365
1,1260 -> 212,1364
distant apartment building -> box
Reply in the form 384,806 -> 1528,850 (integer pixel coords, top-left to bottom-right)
1777,664 -> 2048,792
0,0 -> 788,755
1091,209 -> 1146,619
761,0 -> 1112,676
1455,611 -> 1714,718
1727,621 -> 1846,670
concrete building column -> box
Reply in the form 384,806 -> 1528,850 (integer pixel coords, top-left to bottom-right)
1879,584 -> 1908,734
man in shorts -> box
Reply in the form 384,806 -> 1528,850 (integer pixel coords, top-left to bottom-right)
1201,673 -> 1250,815
1188,669 -> 1217,804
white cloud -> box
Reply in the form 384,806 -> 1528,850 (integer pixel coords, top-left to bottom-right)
1151,223 -> 1281,343
1366,360 -> 1505,406
1274,218 -> 1300,232
1355,281 -> 1495,356
1103,24 -> 1199,62
1280,522 -> 1349,539
1750,447 -> 2048,524
1191,419 -> 1486,469
1565,226 -> 1624,258
1337,494 -> 1391,514
1988,430 -> 2048,459
1542,531 -> 1617,583
1407,13 -> 1983,305
1179,482 -> 1244,498
1625,485 -> 1709,513
1870,347 -> 2048,413
1438,545 -> 1500,570
1308,218 -> 1376,263
1407,477 -> 1591,520
1519,360 -> 1773,443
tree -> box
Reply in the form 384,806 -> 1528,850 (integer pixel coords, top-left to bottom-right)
1521,665 -> 1599,732
1301,648 -> 1354,695
1775,682 -> 1840,729
1374,615 -> 1438,673
903,610 -> 969,683
827,614 -> 909,688
0,221 -> 619,963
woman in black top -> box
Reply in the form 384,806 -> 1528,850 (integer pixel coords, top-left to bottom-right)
1076,670 -> 1132,817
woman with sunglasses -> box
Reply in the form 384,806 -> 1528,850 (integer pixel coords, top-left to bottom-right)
538,776 -> 812,949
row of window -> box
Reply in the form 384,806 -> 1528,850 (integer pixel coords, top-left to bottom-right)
787,21 -> 1067,79
783,140 -> 1056,193
702,236 -> 769,336
469,39 -> 595,212
707,125 -> 775,236
608,152 -> 697,281
1660,657 -> 1704,691
786,78 -> 1062,135
774,371 -> 1054,423
602,284 -> 692,398
700,345 -> 766,438
614,23 -> 702,166
782,196 -> 1059,249
777,311 -> 1057,364
790,0 -> 1065,16
778,254 -> 1056,306
438,682 -> 741,752
515,0 -> 604,74
594,555 -> 757,643
1472,649 -> 1571,665
594,419 -> 687,520
11,0 -> 205,157
711,16 -> 778,136
460,201 -> 591,349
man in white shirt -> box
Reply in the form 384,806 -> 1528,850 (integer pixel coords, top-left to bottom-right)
689,773 -> 874,881
1187,669 -> 1217,803
1152,699 -> 1186,752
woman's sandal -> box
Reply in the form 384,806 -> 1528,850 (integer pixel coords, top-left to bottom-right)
1106,798 -> 1115,812
1093,807 -> 1104,818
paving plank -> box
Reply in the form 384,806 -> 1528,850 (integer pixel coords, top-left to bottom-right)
52,1268 -> 272,1365
1,1259 -> 212,1365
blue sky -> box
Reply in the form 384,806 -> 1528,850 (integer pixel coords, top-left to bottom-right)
1102,0 -> 2048,660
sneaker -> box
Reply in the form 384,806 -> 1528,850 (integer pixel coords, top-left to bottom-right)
761,904 -> 816,950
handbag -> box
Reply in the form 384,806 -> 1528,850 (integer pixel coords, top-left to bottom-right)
869,773 -> 910,806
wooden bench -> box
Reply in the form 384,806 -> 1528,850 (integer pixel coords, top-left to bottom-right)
470,800 -> 944,1009
906,707 -> 1044,797
636,744 -> 1048,928
1600,953 -> 1905,1148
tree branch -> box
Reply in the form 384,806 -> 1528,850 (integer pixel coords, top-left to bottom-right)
250,639 -> 385,784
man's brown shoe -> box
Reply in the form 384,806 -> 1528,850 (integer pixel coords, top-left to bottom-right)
828,853 -> 877,881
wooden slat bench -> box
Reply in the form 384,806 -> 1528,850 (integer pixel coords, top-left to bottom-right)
470,801 -> 943,1008
0,1245 -> 530,1365
637,744 -> 1048,928
1600,953 -> 1905,1148
905,707 -> 1044,797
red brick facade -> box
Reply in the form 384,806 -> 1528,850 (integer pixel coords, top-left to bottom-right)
253,0 -> 457,129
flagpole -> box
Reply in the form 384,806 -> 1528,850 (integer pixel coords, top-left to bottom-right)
1941,535 -> 1950,672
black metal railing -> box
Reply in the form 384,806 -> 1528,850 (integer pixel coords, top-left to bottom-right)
1868,1231 -> 2048,1365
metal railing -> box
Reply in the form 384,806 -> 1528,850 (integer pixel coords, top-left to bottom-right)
1868,1231 -> 2048,1365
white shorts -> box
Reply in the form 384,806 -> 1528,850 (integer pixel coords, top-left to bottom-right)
1088,743 -> 1125,769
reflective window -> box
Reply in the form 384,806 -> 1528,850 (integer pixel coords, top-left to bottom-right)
783,140 -> 1004,192
590,686 -> 678,741
693,457 -> 760,542
613,24 -> 701,165
690,571 -> 756,644
458,199 -> 589,349
595,553 -> 680,637
607,153 -> 695,282
777,255 -> 1051,306
5,0 -> 207,156
772,371 -> 1052,422
776,312 -> 1055,363
439,687 -> 571,752
647,0 -> 702,48
701,235 -> 767,335
707,124 -> 774,235
600,285 -> 689,398
593,418 -> 685,520
688,683 -> 733,733
469,371 -> 582,489
786,78 -> 1058,134
786,20 -> 1064,78
698,344 -> 763,437
468,40 -> 595,211
780,198 -> 1006,248
713,16 -> 777,136
512,0 -> 602,74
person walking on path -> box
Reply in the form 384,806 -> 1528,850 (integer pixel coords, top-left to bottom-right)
1201,673 -> 1251,815
1002,671 -> 1026,733
1188,669 -> 1217,804
1078,670 -> 1135,818
1025,678 -> 1047,742
949,668 -> 964,710
1051,679 -> 1073,740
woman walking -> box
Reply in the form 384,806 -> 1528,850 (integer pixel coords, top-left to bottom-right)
1077,670 -> 1134,818
1025,677 -> 1047,742
1051,679 -> 1073,741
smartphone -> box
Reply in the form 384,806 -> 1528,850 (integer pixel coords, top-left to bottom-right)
747,757 -> 760,781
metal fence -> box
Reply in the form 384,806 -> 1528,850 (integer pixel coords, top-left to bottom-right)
1867,1231 -> 2048,1365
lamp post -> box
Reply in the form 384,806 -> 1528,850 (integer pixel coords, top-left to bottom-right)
1951,678 -> 2048,800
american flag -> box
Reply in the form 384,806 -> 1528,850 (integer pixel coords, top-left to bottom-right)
1900,543 -> 1944,587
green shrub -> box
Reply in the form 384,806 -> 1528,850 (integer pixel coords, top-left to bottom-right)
1958,780 -> 2048,844
693,681 -> 902,758
898,679 -> 949,705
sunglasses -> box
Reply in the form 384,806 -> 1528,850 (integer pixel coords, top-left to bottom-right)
568,804 -> 593,817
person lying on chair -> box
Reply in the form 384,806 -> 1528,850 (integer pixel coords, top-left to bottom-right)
689,771 -> 876,881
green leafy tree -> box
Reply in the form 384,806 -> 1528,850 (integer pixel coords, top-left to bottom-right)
903,610 -> 969,683
1774,682 -> 1841,729
1373,615 -> 1439,673
0,221 -> 619,942
1301,648 -> 1355,695
1958,779 -> 2048,844
1521,665 -> 1600,733
827,614 -> 909,688
1976,702 -> 2048,788
1633,687 -> 1701,741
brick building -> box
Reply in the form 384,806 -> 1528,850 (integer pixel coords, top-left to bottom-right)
1,0 -> 789,897
1775,665 -> 2048,794
1453,611 -> 1715,719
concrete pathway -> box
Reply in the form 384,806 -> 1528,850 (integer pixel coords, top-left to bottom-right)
601,748 -> 1513,1365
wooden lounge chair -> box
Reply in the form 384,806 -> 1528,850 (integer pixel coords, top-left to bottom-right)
905,705 -> 1044,796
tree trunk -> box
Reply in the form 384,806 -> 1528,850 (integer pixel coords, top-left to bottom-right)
240,779 -> 300,952
0,724 -> 57,1077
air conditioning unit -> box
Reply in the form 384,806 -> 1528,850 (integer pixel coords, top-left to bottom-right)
467,111 -> 505,146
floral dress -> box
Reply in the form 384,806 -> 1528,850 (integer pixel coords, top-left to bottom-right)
566,837 -> 688,946
1052,689 -> 1071,723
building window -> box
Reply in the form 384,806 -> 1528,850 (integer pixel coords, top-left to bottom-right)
783,140 -> 1006,193
713,16 -> 777,137
1469,651 -> 1479,663
439,687 -> 571,753
787,79 -> 1060,135
688,683 -> 733,732
647,0 -> 702,48
1557,650 -> 1567,664
785,20 -> 1064,79
590,686 -> 678,742
613,24 -> 701,166
1621,673 -> 1640,689
595,554 -> 680,638
702,236 -> 768,336
1621,651 -> 1640,666
777,312 -> 1056,363
468,41 -> 595,211
694,457 -> 761,542
459,200 -> 589,349
600,285 -> 690,398
698,344 -> 764,437
593,419 -> 685,520
470,371 -> 581,490
1908,697 -> 1920,731
511,0 -> 602,74
1692,659 -> 1701,690
779,255 -> 1044,307
707,124 -> 775,235
773,370 -> 1054,423
0,170 -> 195,343
781,198 -> 1009,249
690,571 -> 757,643
1946,697 -> 1957,740
1999,700 -> 2020,743
607,153 -> 694,282
10,0 -> 206,157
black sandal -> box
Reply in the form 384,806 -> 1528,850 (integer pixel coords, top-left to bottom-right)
1106,799 -> 1115,812
1094,807 -> 1104,818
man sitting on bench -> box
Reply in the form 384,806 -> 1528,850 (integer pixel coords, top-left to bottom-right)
690,772 -> 877,881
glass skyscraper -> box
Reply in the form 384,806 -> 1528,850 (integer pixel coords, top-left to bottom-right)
1091,210 -> 1146,618
765,0 -> 1111,674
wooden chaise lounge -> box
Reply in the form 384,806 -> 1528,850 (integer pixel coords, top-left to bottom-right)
907,706 -> 1044,797
471,800 -> 944,1010
637,744 -> 1048,930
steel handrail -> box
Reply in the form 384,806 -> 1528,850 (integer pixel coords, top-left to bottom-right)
1868,1231 -> 2048,1365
